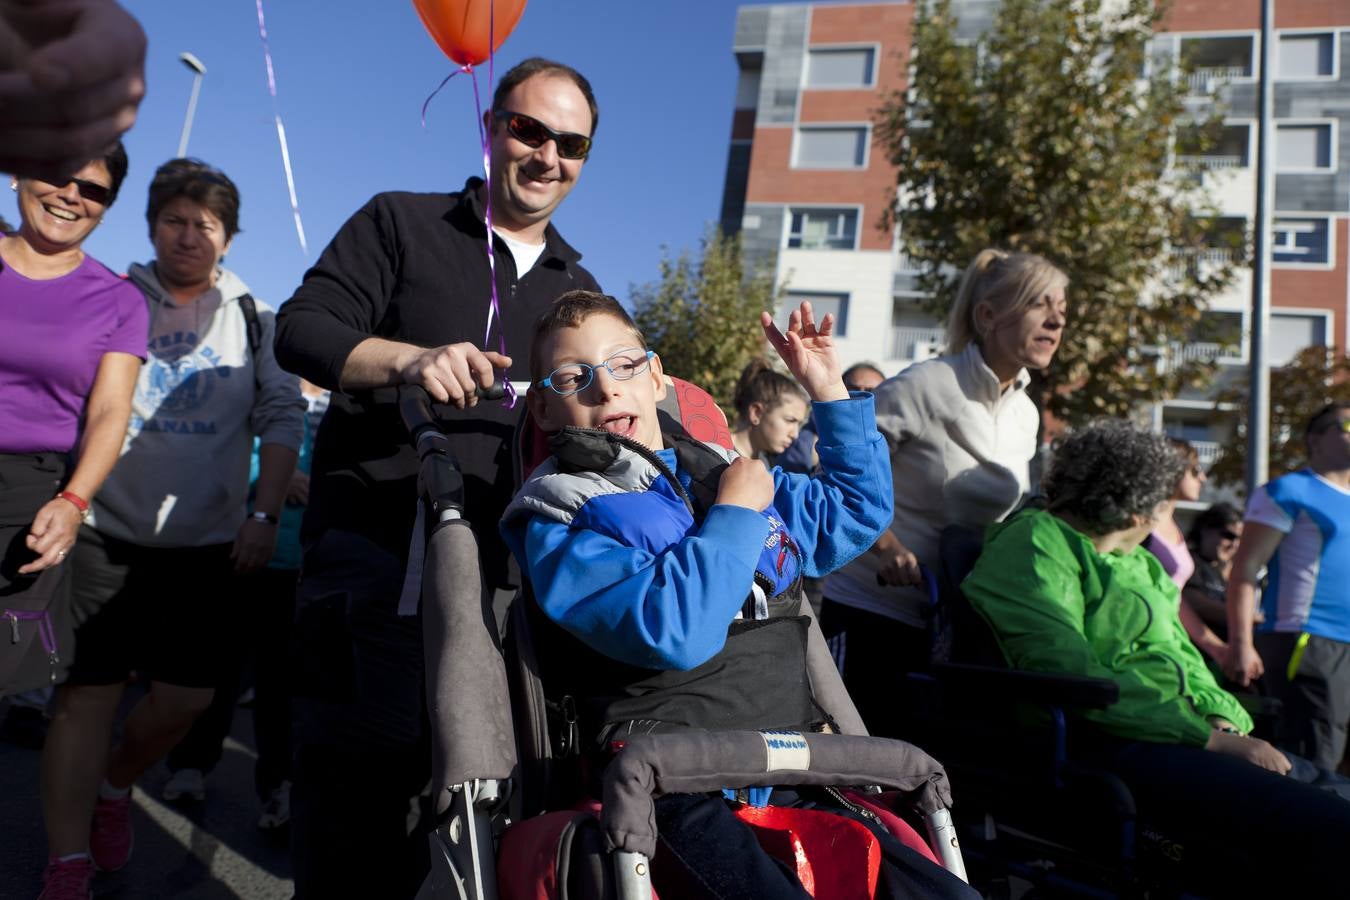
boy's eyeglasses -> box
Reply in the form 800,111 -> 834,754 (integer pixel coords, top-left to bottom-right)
39,176 -> 112,206
538,349 -> 654,397
493,110 -> 592,160
1219,529 -> 1241,542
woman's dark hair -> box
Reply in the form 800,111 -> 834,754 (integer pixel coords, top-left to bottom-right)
1167,437 -> 1199,492
1043,420 -> 1184,536
492,57 -> 599,136
1186,502 -> 1242,549
145,158 -> 241,239
100,141 -> 130,207
732,358 -> 807,420
529,290 -> 643,382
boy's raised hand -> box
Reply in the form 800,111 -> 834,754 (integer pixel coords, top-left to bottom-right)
716,457 -> 775,512
761,302 -> 848,402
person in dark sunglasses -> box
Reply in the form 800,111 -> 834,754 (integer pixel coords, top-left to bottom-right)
1143,439 -> 1229,666
1181,502 -> 1246,641
1,141 -> 147,900
273,56 -> 603,899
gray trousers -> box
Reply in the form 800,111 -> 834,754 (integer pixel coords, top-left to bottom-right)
1256,630 -> 1350,771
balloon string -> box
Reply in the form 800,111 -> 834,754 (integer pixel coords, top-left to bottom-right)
471,66 -> 516,409
254,0 -> 308,258
420,66 -> 470,127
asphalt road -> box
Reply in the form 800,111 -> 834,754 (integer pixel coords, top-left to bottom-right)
0,692 -> 293,900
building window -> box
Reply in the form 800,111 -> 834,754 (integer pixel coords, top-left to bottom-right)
1276,123 -> 1333,171
794,126 -> 868,168
1269,313 -> 1327,367
787,209 -> 858,250
783,291 -> 849,336
1273,218 -> 1331,266
1179,34 -> 1254,93
1176,122 -> 1250,170
806,47 -> 876,88
1278,33 -> 1335,78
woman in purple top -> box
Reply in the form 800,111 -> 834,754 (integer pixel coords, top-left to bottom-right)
1144,439 -> 1227,665
0,141 -> 146,695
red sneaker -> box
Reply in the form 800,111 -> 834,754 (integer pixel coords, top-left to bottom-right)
38,856 -> 93,900
89,792 -> 134,872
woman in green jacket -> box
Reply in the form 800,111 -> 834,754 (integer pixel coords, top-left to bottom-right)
964,420 -> 1350,894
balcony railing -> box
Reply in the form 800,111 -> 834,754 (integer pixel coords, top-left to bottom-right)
1192,440 -> 1222,470
1176,153 -> 1245,170
891,326 -> 946,361
1166,247 -> 1236,280
1186,66 -> 1249,94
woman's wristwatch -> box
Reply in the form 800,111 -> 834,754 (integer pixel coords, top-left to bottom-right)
249,511 -> 279,525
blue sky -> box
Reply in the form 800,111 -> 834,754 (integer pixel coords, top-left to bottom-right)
17,1 -> 803,309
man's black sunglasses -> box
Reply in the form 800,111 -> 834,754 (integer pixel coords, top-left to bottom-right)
43,176 -> 112,206
493,110 -> 592,160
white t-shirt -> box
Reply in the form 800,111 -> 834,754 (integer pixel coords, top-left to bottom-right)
824,342 -> 1038,626
494,229 -> 547,277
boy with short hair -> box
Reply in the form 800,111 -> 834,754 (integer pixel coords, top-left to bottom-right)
502,290 -> 972,898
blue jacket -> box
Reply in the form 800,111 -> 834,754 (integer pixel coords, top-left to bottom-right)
501,395 -> 891,673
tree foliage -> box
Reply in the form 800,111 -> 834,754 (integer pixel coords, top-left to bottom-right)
1209,346 -> 1350,490
878,0 -> 1242,424
631,227 -> 779,413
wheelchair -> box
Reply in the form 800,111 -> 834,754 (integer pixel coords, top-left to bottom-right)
400,380 -> 971,899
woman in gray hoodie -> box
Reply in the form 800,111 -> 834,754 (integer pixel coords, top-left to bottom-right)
38,159 -> 304,897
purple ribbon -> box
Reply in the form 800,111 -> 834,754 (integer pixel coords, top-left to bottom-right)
255,0 -> 309,258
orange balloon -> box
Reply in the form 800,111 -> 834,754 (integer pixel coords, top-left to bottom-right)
411,0 -> 528,67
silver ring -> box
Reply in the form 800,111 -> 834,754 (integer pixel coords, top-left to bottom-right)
56,548 -> 67,558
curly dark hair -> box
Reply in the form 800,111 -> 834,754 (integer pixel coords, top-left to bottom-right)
1043,420 -> 1185,536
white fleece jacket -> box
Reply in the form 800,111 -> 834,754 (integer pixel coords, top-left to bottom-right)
89,264 -> 304,547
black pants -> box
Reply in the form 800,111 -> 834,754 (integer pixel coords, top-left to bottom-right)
1080,737 -> 1350,894
818,599 -> 930,740
0,452 -> 69,695
1256,630 -> 1350,772
166,567 -> 296,798
289,529 -> 430,900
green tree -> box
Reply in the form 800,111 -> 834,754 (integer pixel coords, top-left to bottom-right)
877,0 -> 1241,423
631,227 -> 779,413
1208,346 -> 1350,490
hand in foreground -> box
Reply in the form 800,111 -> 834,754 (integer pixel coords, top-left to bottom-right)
19,497 -> 82,574
0,0 -> 146,178
760,303 -> 847,403
1206,730 -> 1291,775
400,343 -> 510,408
716,457 -> 775,512
873,531 -> 922,587
1223,640 -> 1264,687
231,518 -> 277,575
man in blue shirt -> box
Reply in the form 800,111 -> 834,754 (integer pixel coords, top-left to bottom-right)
1226,403 -> 1350,770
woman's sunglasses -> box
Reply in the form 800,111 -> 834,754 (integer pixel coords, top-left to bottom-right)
39,176 -> 112,206
493,110 -> 592,160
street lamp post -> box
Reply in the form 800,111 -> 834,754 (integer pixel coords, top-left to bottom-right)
177,52 -> 207,158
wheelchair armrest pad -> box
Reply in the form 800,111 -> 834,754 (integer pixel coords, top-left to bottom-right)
600,731 -> 950,859
932,662 -> 1120,710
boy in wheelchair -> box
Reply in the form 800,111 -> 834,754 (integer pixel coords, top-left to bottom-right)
963,419 -> 1350,895
501,290 -> 976,899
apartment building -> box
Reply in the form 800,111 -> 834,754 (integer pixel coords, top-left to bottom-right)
720,0 -> 1350,495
